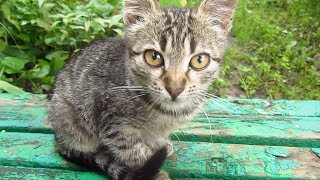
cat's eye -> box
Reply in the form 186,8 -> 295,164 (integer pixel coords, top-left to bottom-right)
144,50 -> 164,67
189,54 -> 210,71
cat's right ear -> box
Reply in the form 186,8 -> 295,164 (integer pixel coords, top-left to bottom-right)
123,0 -> 160,26
194,0 -> 237,32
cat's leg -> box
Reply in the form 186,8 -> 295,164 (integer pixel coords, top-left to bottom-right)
96,126 -> 170,180
49,95 -> 101,169
49,95 -> 99,152
148,138 -> 174,157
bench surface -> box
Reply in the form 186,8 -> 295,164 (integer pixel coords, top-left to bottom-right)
0,94 -> 319,179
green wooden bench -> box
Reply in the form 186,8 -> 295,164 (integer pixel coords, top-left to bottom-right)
1,94 -> 319,179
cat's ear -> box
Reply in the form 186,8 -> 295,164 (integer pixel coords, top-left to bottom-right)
123,0 -> 160,26
194,0 -> 237,31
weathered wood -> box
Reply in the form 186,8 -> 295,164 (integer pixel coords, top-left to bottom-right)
1,94 -> 320,117
0,166 -> 105,180
0,94 -> 51,134
204,98 -> 320,117
1,132 -> 320,179
173,116 -> 320,148
1,94 -> 319,148
1,94 -> 320,179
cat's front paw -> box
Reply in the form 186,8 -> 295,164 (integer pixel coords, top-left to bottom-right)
165,141 -> 174,157
153,170 -> 170,180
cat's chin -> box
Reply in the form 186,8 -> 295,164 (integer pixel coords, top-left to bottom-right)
158,97 -> 196,112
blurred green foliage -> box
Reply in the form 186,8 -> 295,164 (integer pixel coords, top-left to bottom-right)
0,0 -> 123,93
0,0 -> 319,100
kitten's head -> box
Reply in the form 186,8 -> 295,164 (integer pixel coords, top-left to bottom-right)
124,0 -> 237,114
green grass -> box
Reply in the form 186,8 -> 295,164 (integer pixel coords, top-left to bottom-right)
211,0 -> 320,100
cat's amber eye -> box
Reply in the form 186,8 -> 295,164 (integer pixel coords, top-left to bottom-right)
144,50 -> 164,67
189,54 -> 210,70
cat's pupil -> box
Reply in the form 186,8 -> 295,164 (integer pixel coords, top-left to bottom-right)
197,56 -> 203,63
152,52 -> 159,60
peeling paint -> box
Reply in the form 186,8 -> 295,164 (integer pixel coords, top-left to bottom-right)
266,147 -> 292,157
1,94 -> 320,179
311,148 -> 320,158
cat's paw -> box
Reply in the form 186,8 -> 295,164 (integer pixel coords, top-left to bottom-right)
153,170 -> 170,180
148,139 -> 174,157
164,141 -> 174,157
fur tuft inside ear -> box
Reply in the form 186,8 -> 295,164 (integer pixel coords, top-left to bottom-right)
123,0 -> 160,26
195,0 -> 237,31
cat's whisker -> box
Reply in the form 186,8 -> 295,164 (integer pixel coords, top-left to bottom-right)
126,93 -> 148,101
195,90 -> 236,111
195,93 -> 235,117
202,95 -> 237,114
197,90 -> 240,112
187,93 -> 219,112
109,89 -> 148,92
204,92 -> 239,110
108,86 -> 149,93
147,97 -> 161,112
109,86 -> 146,90
170,131 -> 181,141
194,97 -> 214,143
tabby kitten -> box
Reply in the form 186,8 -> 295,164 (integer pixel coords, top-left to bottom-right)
48,0 -> 237,179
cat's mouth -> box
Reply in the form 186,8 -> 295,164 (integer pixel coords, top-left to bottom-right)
141,93 -> 196,116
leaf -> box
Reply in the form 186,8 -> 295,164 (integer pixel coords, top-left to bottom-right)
31,60 -> 50,79
1,57 -> 26,71
106,14 -> 123,28
38,0 -> 45,7
45,51 -> 69,61
36,18 -> 52,31
52,59 -> 65,72
179,0 -> 188,6
41,84 -> 51,91
94,18 -> 108,26
17,34 -> 31,43
286,41 -> 297,50
63,18 -> 69,25
0,40 -> 7,52
113,29 -> 123,36
3,67 -> 19,74
159,0 -> 181,6
84,21 -> 91,32
1,4 -> 21,31
0,80 -> 27,94
59,3 -> 71,12
51,21 -> 61,28
69,25 -> 85,29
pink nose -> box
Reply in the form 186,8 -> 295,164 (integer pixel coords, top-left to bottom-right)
163,76 -> 186,100
165,85 -> 185,100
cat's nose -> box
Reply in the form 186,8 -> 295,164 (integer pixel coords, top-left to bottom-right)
163,76 -> 186,100
165,85 -> 185,100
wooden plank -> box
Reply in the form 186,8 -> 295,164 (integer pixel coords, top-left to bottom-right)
1,132 -> 320,179
0,94 -> 51,134
0,166 -> 105,180
204,98 -> 320,117
172,116 -> 320,148
1,94 -> 320,117
1,94 -> 319,148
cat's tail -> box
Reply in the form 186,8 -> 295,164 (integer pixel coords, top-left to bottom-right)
58,142 -> 168,179
116,147 -> 168,179
131,147 -> 168,180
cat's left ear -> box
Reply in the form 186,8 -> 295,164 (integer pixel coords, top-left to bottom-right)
194,0 -> 237,32
123,0 -> 160,26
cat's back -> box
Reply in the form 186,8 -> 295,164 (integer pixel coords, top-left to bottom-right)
63,37 -> 126,77
52,37 -> 127,99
